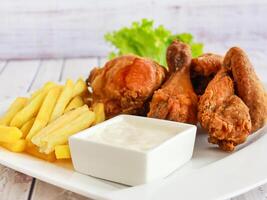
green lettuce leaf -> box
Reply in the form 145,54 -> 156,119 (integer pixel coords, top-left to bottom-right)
105,19 -> 203,68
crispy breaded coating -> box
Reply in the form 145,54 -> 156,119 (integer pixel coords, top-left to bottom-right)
198,69 -> 251,151
224,47 -> 267,132
87,55 -> 166,118
148,40 -> 198,124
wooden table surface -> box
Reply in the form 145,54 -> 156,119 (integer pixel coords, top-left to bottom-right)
0,56 -> 266,200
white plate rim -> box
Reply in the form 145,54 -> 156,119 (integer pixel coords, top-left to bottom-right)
104,126 -> 267,200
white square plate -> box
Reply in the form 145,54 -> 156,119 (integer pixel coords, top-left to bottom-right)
0,96 -> 266,200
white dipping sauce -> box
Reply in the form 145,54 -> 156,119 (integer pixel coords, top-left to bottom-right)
88,121 -> 177,151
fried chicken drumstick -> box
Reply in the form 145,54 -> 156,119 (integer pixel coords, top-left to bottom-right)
198,68 -> 252,151
87,55 -> 166,118
224,47 -> 267,132
147,40 -> 198,124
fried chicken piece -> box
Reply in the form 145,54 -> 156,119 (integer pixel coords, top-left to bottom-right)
147,40 -> 198,124
191,53 -> 223,95
198,68 -> 251,151
224,47 -> 267,132
87,55 -> 166,118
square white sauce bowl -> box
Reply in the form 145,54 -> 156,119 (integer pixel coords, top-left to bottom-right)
69,115 -> 197,186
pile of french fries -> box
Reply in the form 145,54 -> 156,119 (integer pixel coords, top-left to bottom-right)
0,78 -> 105,162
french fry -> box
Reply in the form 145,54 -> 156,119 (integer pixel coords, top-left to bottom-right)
26,140 -> 35,148
55,144 -> 71,159
31,105 -> 89,147
0,97 -> 28,126
1,139 -> 26,152
40,111 -> 95,154
10,91 -> 47,128
72,78 -> 88,98
92,103 -> 105,125
64,96 -> 84,113
26,87 -> 62,141
0,126 -> 22,143
50,79 -> 74,122
30,82 -> 57,100
25,145 -> 56,162
21,118 -> 35,138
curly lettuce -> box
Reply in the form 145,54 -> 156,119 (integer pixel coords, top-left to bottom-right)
105,19 -> 203,68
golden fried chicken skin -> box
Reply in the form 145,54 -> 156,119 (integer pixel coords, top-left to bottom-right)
224,47 -> 267,132
147,40 -> 198,124
191,53 -> 223,95
87,55 -> 166,118
198,68 -> 251,152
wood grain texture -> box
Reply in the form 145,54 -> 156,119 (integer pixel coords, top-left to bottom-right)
181,4 -> 267,56
30,59 -> 63,91
0,60 -> 40,100
31,180 -> 91,200
0,166 -> 33,200
232,185 -> 267,200
0,1 -> 266,59
0,61 -> 7,74
62,58 -> 98,81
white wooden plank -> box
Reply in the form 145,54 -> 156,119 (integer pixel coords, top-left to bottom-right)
232,185 -> 267,200
0,60 -> 40,101
258,184 -> 267,198
182,4 -> 267,56
0,61 -> 7,74
30,59 -> 63,92
0,166 -> 33,200
0,2 -> 265,59
62,58 -> 98,81
233,187 -> 264,200
31,180 -> 92,200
